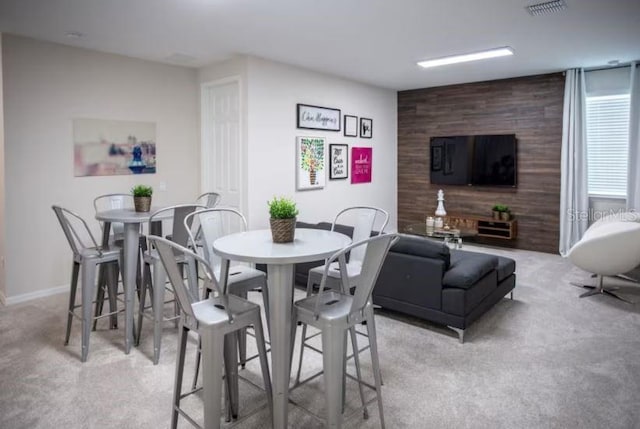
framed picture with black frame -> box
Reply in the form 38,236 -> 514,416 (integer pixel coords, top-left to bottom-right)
297,104 -> 341,131
343,115 -> 358,137
329,144 -> 349,179
360,117 -> 372,138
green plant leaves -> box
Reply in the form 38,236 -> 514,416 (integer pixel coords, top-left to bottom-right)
131,185 -> 153,197
268,196 -> 299,219
492,204 -> 509,212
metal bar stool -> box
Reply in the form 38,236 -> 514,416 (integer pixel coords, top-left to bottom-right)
136,204 -> 204,364
185,208 -> 269,380
151,236 -> 272,429
296,207 -> 389,385
293,233 -> 398,429
195,192 -> 222,208
52,205 -> 122,362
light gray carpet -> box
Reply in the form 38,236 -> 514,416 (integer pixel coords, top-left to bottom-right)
2,245 -> 640,429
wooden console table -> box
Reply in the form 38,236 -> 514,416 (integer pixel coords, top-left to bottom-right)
445,215 -> 517,240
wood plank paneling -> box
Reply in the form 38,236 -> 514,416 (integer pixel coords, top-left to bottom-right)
398,73 -> 565,254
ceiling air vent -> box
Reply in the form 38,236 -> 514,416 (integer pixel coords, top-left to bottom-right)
526,0 -> 567,16
164,53 -> 197,65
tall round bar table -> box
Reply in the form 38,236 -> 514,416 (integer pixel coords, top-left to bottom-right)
213,228 -> 351,428
95,208 -> 171,354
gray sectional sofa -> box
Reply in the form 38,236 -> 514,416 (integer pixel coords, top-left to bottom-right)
287,222 -> 516,343
372,234 -> 516,342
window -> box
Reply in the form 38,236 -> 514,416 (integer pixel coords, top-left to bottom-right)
585,94 -> 630,197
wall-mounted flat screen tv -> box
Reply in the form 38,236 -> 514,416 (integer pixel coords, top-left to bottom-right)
429,134 -> 517,187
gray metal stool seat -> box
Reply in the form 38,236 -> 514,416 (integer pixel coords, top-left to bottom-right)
296,206 -> 389,385
151,236 -> 272,429
52,205 -> 123,362
136,204 -> 204,364
293,233 -> 398,428
185,208 -> 269,379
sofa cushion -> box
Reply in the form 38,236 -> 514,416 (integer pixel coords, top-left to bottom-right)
443,251 -> 498,289
391,235 -> 451,270
316,222 -> 355,238
297,221 -> 324,230
442,270 -> 498,316
496,256 -> 516,282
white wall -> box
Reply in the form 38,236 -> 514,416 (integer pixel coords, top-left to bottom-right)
3,35 -> 199,301
0,34 -> 6,304
245,56 -> 397,230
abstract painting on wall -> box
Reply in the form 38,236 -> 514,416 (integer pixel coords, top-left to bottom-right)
73,118 -> 157,177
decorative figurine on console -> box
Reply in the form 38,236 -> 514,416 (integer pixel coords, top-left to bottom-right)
434,189 -> 446,229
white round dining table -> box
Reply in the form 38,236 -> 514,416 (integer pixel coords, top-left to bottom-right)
213,228 -> 351,428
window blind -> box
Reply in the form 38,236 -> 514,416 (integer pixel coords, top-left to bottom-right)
585,94 -> 630,197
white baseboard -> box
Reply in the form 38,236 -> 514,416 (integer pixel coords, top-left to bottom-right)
3,284 -> 68,306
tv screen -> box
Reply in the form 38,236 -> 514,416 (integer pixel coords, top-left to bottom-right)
429,134 -> 517,187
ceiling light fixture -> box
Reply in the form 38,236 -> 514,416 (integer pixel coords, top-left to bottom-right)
526,0 -> 567,16
417,47 -> 514,69
65,31 -> 84,39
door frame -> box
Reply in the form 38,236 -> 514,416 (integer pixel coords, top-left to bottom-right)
200,75 -> 246,216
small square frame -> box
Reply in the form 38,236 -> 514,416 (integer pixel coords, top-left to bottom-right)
344,115 -> 358,137
360,117 -> 373,139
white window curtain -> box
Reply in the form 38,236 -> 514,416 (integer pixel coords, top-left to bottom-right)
628,61 -> 640,210
559,69 -> 589,256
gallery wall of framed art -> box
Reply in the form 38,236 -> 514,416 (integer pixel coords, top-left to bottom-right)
295,102 -> 375,189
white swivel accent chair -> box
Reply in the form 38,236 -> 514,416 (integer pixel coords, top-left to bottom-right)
568,221 -> 640,302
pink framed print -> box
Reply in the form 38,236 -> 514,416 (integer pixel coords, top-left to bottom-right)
351,147 -> 372,184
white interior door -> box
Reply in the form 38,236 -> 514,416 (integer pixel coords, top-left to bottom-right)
201,79 -> 244,213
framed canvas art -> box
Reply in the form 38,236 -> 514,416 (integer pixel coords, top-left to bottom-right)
73,118 -> 156,177
351,147 -> 372,184
329,144 -> 349,179
297,136 -> 326,190
360,117 -> 373,138
297,104 -> 341,131
344,115 -> 358,137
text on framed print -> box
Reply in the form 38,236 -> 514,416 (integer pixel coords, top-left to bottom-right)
297,104 -> 341,131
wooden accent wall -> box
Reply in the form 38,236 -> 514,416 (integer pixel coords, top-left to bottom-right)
398,73 -> 565,254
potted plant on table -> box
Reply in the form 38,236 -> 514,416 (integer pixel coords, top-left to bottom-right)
492,204 -> 511,221
268,196 -> 299,243
132,185 -> 153,212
